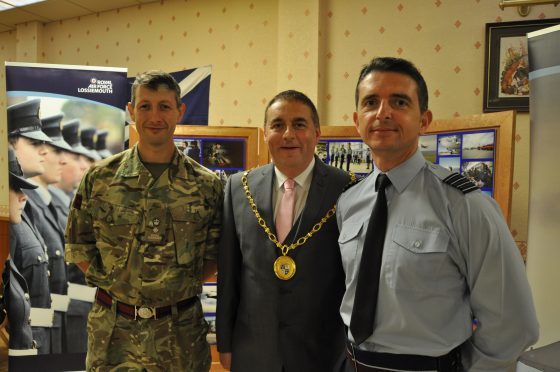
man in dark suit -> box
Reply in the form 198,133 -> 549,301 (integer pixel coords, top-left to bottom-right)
217,90 -> 352,372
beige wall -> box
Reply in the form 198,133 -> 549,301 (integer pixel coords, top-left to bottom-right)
1,0 -> 558,345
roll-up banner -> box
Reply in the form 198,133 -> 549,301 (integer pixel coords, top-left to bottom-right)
4,62 -> 128,371
523,25 -> 560,357
126,65 -> 212,125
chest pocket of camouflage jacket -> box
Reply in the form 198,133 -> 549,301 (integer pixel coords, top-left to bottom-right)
92,200 -> 141,274
170,204 -> 210,265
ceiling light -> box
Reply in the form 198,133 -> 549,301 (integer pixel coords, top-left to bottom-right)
1,0 -> 46,6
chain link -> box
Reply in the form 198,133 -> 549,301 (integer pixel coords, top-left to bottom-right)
241,169 -> 356,256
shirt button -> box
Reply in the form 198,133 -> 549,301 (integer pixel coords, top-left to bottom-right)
413,240 -> 422,248
37,255 -> 42,262
24,293 -> 30,300
55,250 -> 61,256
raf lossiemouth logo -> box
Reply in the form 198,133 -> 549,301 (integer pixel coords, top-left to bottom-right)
77,77 -> 113,94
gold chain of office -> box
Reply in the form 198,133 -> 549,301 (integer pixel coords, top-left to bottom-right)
241,169 -> 357,257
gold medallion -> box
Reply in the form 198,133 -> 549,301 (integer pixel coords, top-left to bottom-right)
273,256 -> 296,280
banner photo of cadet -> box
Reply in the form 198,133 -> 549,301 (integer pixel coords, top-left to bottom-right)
126,65 -> 211,125
4,62 -> 128,368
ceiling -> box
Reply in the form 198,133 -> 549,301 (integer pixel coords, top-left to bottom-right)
0,0 -> 159,33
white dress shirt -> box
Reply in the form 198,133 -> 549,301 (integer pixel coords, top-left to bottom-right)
273,157 -> 315,227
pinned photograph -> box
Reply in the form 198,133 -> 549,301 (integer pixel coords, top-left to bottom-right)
462,161 -> 494,188
438,135 -> 462,156
439,157 -> 461,173
200,139 -> 245,170
319,140 -> 372,175
175,138 -> 202,163
462,131 -> 495,160
419,134 -> 437,162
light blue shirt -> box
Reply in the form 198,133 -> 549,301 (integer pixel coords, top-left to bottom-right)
336,150 -> 538,370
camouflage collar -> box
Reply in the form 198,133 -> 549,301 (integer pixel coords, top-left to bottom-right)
118,144 -> 193,180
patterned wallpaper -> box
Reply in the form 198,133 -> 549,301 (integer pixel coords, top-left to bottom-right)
1,0 -> 558,241
1,0 -> 559,346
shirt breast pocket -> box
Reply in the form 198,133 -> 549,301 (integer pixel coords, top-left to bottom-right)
390,224 -> 449,292
92,200 -> 140,273
338,222 -> 364,276
19,246 -> 49,300
170,205 -> 209,266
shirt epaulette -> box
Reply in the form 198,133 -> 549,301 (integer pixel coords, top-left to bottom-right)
342,173 -> 364,192
427,163 -> 479,194
442,172 -> 479,194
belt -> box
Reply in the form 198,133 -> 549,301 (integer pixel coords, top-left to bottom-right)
346,340 -> 461,372
95,288 -> 197,320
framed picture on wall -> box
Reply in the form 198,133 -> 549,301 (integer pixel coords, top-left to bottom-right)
483,18 -> 560,112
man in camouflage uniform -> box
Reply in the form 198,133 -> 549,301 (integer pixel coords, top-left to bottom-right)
65,70 -> 223,371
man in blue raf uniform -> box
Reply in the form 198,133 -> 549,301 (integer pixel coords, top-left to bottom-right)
337,57 -> 538,371
8,99 -> 54,354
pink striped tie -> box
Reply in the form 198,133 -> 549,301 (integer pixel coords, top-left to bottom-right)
276,178 -> 296,243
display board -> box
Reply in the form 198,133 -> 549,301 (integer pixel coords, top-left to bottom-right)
426,111 -> 515,224
316,110 -> 515,224
129,124 -> 267,170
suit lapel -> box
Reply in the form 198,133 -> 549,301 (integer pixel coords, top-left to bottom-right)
285,158 -> 330,246
248,164 -> 276,233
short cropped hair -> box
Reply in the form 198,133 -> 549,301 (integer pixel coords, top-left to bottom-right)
131,70 -> 181,108
264,90 -> 320,129
355,57 -> 429,113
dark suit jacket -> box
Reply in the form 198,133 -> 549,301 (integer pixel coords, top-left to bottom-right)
217,158 -> 350,372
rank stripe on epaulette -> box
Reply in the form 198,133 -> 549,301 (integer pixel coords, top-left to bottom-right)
442,173 -> 479,194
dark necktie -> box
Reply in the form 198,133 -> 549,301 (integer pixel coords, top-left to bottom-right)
350,173 -> 391,345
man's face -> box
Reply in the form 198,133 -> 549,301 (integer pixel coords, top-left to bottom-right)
38,145 -> 67,185
9,189 -> 27,225
354,71 -> 432,163
13,136 -> 47,178
128,86 -> 185,149
264,99 -> 320,177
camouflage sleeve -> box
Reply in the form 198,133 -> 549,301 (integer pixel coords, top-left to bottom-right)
65,168 -> 97,263
204,177 -> 224,261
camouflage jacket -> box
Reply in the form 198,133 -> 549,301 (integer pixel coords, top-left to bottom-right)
65,144 -> 223,306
